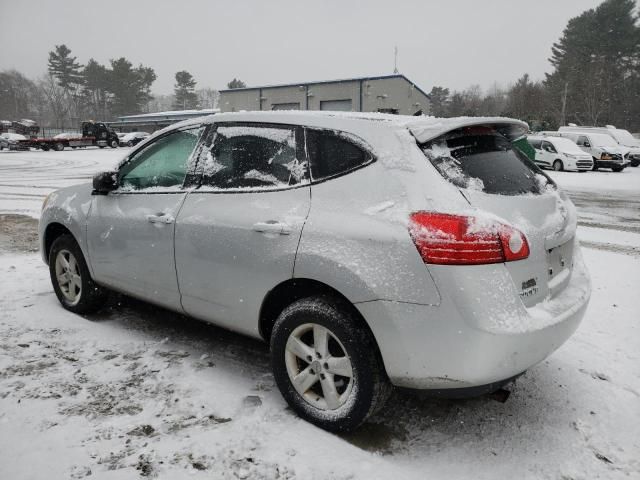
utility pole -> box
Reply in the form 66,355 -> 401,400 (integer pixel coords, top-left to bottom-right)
393,46 -> 399,74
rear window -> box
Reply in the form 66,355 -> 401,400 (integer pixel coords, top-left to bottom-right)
421,129 -> 554,195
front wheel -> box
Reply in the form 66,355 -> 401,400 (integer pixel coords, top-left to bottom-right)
109,139 -> 118,148
553,160 -> 564,171
271,296 -> 391,432
49,234 -> 108,314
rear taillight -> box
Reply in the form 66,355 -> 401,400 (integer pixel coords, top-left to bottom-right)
408,212 -> 529,265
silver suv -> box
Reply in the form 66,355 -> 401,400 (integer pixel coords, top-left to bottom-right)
40,112 -> 591,431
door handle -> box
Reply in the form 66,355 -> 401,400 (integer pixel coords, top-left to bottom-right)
252,221 -> 292,235
146,213 -> 175,224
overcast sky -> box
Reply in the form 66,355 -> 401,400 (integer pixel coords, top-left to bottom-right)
0,0 -> 606,95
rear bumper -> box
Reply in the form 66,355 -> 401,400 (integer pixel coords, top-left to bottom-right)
357,249 -> 591,390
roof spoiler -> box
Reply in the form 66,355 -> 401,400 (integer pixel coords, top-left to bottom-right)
409,118 -> 529,144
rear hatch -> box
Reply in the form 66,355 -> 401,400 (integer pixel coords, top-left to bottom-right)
417,125 -> 577,307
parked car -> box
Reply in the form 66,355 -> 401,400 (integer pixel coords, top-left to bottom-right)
527,135 -> 593,171
40,112 -> 591,431
560,125 -> 640,167
543,131 -> 628,171
119,131 -> 150,147
0,132 -> 29,150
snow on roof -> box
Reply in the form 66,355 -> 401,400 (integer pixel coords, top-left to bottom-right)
174,110 -> 528,144
219,74 -> 431,98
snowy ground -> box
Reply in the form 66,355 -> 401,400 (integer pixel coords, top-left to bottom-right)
0,149 -> 639,479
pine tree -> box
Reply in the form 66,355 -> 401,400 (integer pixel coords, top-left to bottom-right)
428,86 -> 450,117
47,45 -> 83,90
545,0 -> 640,128
227,78 -> 247,89
106,58 -> 156,116
173,71 -> 198,110
82,59 -> 110,120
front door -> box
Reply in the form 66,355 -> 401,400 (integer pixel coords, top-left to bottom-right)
87,125 -> 204,310
175,123 -> 311,336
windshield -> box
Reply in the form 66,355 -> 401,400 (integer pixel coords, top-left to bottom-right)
552,137 -> 585,153
590,133 -> 619,148
610,129 -> 640,147
421,129 -> 555,196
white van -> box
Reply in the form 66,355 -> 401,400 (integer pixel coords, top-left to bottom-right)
540,131 -> 628,172
559,125 -> 639,167
527,135 -> 593,171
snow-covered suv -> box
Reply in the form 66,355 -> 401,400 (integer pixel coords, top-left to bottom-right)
39,112 -> 591,431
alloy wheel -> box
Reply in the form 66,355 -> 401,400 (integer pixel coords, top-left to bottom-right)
55,249 -> 82,306
284,323 -> 354,410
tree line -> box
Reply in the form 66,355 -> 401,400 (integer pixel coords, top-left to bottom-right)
430,0 -> 640,131
0,45 -> 246,128
1,0 -> 637,131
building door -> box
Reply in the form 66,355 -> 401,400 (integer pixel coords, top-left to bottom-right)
320,99 -> 352,111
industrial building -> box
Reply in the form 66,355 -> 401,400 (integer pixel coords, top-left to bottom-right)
219,74 -> 430,115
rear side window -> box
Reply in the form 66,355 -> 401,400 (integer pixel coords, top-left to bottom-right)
306,129 -> 372,180
201,124 -> 307,190
421,129 -> 554,195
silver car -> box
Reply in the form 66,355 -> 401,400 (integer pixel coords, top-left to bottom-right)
40,112 -> 591,431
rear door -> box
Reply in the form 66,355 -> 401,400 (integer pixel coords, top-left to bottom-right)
87,125 -> 204,310
174,123 -> 311,336
421,129 -> 576,305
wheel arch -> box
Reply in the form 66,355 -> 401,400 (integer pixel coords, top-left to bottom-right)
43,222 -> 74,263
258,278 -> 379,348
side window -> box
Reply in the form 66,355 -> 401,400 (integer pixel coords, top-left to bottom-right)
202,124 -> 306,189
119,127 -> 202,190
306,129 -> 372,180
577,136 -> 588,146
542,141 -> 556,153
529,139 -> 542,149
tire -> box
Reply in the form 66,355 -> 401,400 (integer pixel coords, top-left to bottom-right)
553,160 -> 563,171
41,145 -> 50,151
109,139 -> 118,148
54,142 -> 65,151
49,234 -> 108,314
612,167 -> 623,172
271,295 -> 391,432
127,140 -> 134,147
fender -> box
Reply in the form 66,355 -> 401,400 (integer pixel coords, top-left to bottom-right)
39,183 -> 94,273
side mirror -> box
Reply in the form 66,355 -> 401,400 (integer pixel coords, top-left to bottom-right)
92,171 -> 118,195
584,142 -> 591,148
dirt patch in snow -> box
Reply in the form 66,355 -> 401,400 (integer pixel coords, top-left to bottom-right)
0,214 -> 39,253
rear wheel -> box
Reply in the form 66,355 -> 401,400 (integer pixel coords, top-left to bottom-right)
109,139 -> 118,148
54,142 -> 64,151
49,234 -> 108,314
271,295 -> 391,432
553,160 -> 563,171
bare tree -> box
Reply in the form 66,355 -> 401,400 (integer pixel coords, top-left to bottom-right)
39,74 -> 68,129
